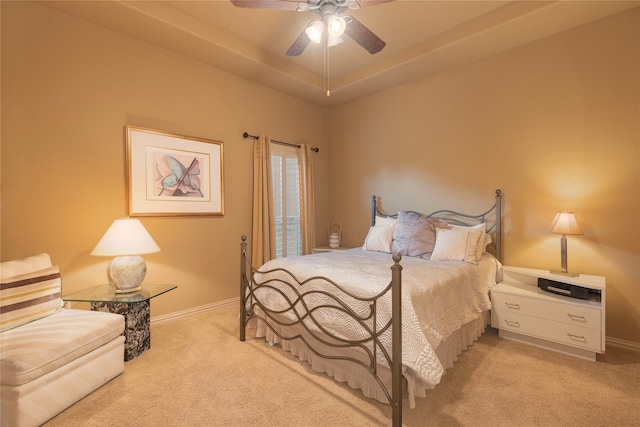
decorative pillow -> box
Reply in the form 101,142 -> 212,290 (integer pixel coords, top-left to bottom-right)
391,211 -> 449,259
431,228 -> 484,264
448,223 -> 487,261
0,265 -> 63,332
0,253 -> 52,280
362,224 -> 393,253
375,215 -> 397,229
483,232 -> 493,251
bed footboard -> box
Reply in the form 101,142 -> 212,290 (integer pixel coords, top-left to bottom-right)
239,236 -> 403,427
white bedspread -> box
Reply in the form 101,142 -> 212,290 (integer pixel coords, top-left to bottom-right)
252,248 -> 502,391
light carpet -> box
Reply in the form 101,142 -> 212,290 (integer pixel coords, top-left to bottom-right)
45,304 -> 640,426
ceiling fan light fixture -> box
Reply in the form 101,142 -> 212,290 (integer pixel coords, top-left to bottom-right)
326,14 -> 346,38
327,36 -> 343,47
305,20 -> 324,43
232,0 -> 389,57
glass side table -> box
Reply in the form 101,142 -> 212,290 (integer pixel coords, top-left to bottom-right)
63,284 -> 177,361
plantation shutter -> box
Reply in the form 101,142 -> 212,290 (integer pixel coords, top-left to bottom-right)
270,143 -> 302,257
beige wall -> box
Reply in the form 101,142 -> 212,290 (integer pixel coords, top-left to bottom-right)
0,1 -> 330,317
2,3 -> 638,345
329,8 -> 639,344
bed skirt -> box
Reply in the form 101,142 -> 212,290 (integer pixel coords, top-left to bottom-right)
249,309 -> 490,408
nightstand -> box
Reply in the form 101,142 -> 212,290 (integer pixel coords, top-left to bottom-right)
491,266 -> 605,361
312,246 -> 351,254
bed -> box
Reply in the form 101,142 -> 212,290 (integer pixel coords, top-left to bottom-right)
240,190 -> 503,426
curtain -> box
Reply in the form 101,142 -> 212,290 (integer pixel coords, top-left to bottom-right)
251,134 -> 275,267
298,144 -> 316,255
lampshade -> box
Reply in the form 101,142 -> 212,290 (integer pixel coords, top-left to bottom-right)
91,218 -> 161,256
327,35 -> 343,48
326,14 -> 346,38
305,20 -> 324,44
91,218 -> 160,293
547,211 -> 583,236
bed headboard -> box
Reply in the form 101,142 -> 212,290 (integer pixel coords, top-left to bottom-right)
371,189 -> 502,262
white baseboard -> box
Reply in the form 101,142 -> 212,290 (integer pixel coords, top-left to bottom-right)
151,297 -> 239,325
606,336 -> 640,352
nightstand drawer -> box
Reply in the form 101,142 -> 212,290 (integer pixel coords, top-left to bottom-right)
493,311 -> 601,352
492,289 -> 601,329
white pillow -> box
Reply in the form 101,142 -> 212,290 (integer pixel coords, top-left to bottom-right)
0,253 -> 52,279
375,215 -> 397,229
448,223 -> 487,260
483,232 -> 493,249
431,228 -> 483,264
362,224 -> 393,253
0,265 -> 63,332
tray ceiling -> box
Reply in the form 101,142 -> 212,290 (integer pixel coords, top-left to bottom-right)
39,1 -> 639,106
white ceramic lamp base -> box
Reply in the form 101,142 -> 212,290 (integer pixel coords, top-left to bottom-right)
107,255 -> 146,293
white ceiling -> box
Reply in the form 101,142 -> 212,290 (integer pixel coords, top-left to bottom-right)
39,0 -> 639,107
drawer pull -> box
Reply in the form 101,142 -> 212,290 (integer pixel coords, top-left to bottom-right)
505,319 -> 520,328
567,313 -> 587,323
504,302 -> 520,310
567,333 -> 587,343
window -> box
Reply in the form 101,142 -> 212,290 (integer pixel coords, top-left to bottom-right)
271,144 -> 301,258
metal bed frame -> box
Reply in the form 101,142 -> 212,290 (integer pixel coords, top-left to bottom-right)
240,189 -> 502,427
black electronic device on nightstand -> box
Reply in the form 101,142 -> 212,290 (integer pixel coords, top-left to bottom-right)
537,277 -> 590,299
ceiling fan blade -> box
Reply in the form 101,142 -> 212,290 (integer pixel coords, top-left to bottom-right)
230,0 -> 301,11
344,16 -> 386,54
286,30 -> 311,56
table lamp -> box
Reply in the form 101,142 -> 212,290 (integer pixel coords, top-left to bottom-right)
91,218 -> 161,293
547,211 -> 582,277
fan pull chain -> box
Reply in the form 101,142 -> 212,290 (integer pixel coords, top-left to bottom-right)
325,33 -> 330,97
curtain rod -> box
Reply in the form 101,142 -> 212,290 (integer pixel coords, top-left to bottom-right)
242,132 -> 319,152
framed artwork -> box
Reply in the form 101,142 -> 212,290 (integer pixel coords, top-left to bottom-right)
126,126 -> 224,216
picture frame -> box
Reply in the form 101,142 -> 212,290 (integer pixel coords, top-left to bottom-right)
125,126 -> 224,216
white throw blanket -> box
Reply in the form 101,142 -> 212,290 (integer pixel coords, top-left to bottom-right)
252,249 -> 502,391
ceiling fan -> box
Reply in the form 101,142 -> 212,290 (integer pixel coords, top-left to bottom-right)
230,0 -> 395,56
